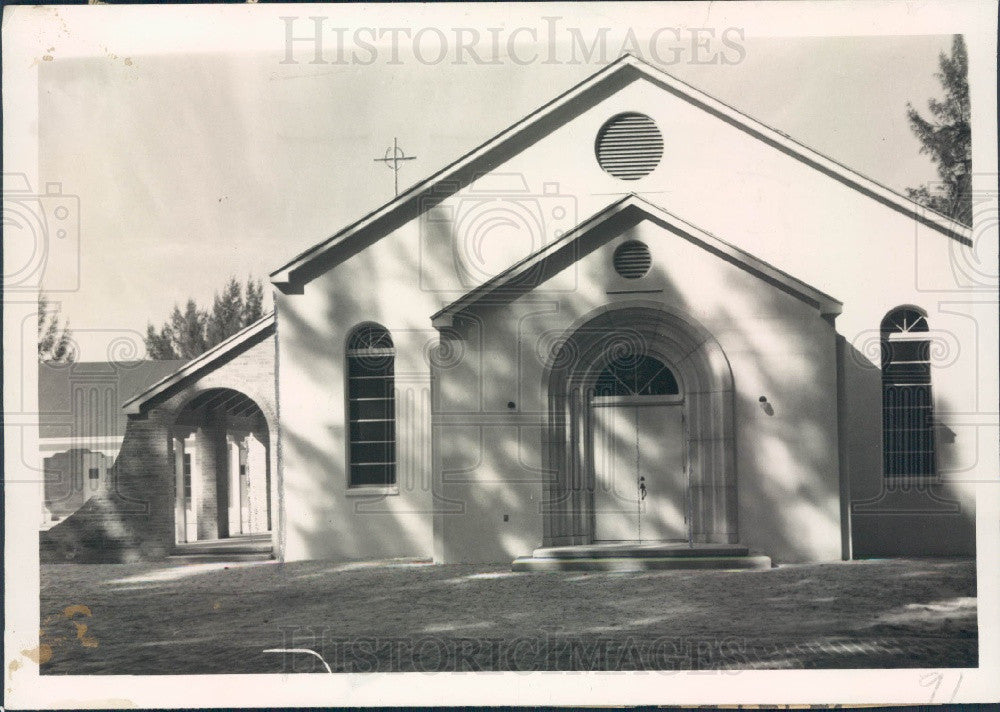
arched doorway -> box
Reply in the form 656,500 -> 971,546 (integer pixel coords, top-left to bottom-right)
170,388 -> 272,544
543,303 -> 737,548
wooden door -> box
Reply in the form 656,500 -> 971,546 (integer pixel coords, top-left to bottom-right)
591,397 -> 686,542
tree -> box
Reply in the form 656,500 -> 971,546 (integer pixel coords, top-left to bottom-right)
905,35 -> 972,226
38,292 -> 75,363
243,277 -> 265,325
173,300 -> 209,359
143,276 -> 268,359
206,277 -> 244,347
144,322 -> 177,360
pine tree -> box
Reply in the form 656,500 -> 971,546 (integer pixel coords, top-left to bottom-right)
38,292 -> 75,363
906,35 -> 972,225
172,300 -> 208,359
144,323 -> 178,359
143,275 -> 268,359
206,277 -> 245,348
243,277 -> 265,325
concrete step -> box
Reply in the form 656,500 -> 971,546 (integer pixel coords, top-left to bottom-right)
166,552 -> 274,563
512,554 -> 772,572
169,535 -> 273,562
171,535 -> 272,556
529,543 -> 750,559
512,542 -> 771,572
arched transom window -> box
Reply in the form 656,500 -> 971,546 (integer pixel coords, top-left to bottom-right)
346,324 -> 396,487
594,353 -> 679,397
880,307 -> 935,477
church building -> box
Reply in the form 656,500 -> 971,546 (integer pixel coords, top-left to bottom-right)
46,55 -> 988,566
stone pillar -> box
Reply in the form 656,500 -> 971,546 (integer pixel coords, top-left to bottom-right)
227,433 -> 243,536
247,433 -> 268,532
195,426 -> 222,540
172,436 -> 186,543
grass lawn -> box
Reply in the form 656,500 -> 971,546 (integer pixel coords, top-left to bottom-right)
38,557 -> 975,674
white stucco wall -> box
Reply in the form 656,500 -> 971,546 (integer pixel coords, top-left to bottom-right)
276,227 -> 440,562
432,218 -> 841,564
274,70 -> 989,563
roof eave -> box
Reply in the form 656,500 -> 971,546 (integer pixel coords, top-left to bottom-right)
432,194 -> 844,327
269,55 -> 644,288
122,313 -> 276,415
430,194 -> 637,326
268,54 -> 970,289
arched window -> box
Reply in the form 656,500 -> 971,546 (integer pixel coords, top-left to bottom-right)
346,324 -> 396,487
881,307 -> 935,477
594,353 -> 679,396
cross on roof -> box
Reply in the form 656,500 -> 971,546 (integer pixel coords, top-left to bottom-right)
373,138 -> 417,197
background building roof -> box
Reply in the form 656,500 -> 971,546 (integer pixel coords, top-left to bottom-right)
39,360 -> 188,439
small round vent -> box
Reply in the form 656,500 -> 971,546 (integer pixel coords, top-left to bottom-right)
613,240 -> 651,279
595,112 -> 664,180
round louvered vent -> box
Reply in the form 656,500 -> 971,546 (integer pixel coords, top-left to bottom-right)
613,240 -> 651,279
595,112 -> 664,180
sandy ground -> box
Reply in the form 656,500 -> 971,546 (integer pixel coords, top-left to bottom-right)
37,557 -> 975,674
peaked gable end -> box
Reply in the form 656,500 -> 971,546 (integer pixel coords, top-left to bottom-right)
431,194 -> 842,328
271,55 -> 971,293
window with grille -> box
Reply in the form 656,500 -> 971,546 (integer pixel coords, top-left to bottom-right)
881,307 -> 936,477
88,467 -> 100,480
594,353 -> 679,396
346,323 -> 396,487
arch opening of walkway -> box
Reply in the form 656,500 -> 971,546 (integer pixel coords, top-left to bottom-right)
170,388 -> 272,544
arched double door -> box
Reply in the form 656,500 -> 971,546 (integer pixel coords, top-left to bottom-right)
590,354 -> 688,542
542,304 -> 737,548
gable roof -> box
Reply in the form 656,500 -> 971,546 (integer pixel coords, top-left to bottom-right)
431,193 -> 843,327
271,54 -> 971,290
122,313 -> 275,415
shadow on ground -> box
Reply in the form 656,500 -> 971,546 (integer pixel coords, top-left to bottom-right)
37,557 -> 976,674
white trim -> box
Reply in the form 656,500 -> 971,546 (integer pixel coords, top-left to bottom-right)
432,194 -> 843,327
122,313 -> 275,415
344,486 -> 400,497
270,54 -> 970,288
592,394 -> 684,407
888,332 -> 931,342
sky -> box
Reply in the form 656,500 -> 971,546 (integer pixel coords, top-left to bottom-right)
23,5 -> 961,360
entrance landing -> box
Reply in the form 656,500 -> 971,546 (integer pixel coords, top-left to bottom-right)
512,542 -> 771,572
169,533 -> 273,562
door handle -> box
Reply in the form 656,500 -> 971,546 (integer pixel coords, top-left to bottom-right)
639,476 -> 647,500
